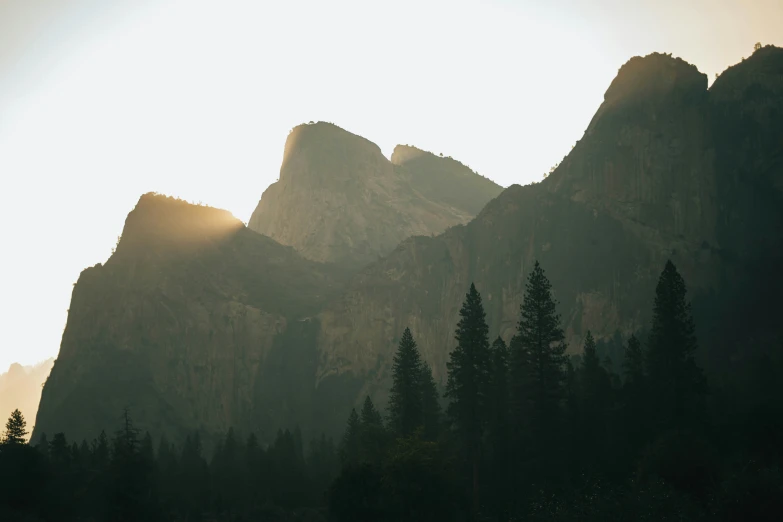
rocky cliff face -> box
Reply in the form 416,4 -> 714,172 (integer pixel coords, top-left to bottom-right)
390,145 -> 503,216
316,49 -> 783,409
34,194 -> 349,445
35,49 -> 783,445
248,122 -> 502,266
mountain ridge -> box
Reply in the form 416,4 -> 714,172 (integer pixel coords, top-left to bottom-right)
34,49 -> 783,445
247,121 -> 503,265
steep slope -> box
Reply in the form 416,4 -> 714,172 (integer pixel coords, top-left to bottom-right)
315,49 -> 783,411
390,145 -> 503,216
34,194 -> 349,445
35,49 -> 783,445
248,122 -> 500,266
0,359 -> 54,434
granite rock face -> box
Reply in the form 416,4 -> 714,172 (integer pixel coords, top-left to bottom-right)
316,49 -> 783,410
248,122 -> 502,266
34,194 -> 349,445
35,49 -> 783,444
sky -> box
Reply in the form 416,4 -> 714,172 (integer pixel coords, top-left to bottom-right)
0,0 -> 781,371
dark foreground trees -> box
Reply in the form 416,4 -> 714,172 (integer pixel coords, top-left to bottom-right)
2,260 -> 781,522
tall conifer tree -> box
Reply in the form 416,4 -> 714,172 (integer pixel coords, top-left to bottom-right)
359,396 -> 387,465
445,283 -> 491,518
622,334 -> 644,383
488,336 -> 511,516
646,260 -> 705,429
388,328 -> 424,437
420,361 -> 442,441
509,261 -> 568,478
339,408 -> 361,468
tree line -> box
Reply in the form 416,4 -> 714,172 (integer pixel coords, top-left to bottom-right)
2,260 -> 781,521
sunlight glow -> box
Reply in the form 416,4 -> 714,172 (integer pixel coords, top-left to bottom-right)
0,0 -> 781,370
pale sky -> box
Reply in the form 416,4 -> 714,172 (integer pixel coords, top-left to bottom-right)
0,0 -> 781,371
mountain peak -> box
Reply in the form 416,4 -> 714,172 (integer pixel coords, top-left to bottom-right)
113,193 -> 243,260
249,124 -> 499,264
279,121 -> 383,183
586,53 -> 707,134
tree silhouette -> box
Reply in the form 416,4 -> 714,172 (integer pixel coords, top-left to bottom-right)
509,261 -> 568,487
388,327 -> 424,437
339,408 -> 361,468
420,361 -> 442,441
646,260 -> 705,429
2,409 -> 28,445
445,282 -> 491,518
359,396 -> 387,465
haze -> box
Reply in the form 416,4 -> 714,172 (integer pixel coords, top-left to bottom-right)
0,0 -> 781,371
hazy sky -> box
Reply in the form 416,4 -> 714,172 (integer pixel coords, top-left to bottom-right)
0,0 -> 781,371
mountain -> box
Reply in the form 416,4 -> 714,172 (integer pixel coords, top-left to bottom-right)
390,144 -> 503,216
248,122 -> 503,266
34,194 -> 351,445
34,48 -> 783,445
317,48 -> 783,407
0,359 -> 54,436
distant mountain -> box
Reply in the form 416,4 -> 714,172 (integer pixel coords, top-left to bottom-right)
248,122 -> 503,266
35,47 -> 783,445
0,359 -> 54,436
391,144 -> 503,216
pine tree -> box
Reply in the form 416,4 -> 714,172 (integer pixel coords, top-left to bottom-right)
578,330 -> 611,474
646,260 -> 705,429
445,282 -> 492,518
110,408 -> 150,520
178,432 -> 210,516
2,409 -> 28,445
359,396 -> 387,465
420,362 -> 442,441
509,261 -> 568,483
622,334 -> 644,383
580,330 -> 611,411
388,327 -> 424,437
488,336 -> 511,515
35,433 -> 50,459
92,430 -> 110,471
339,408 -> 361,468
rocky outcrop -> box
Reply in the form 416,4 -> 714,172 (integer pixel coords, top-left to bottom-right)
315,50 -> 783,410
34,194 -> 349,445
248,122 -> 502,266
35,49 -> 783,445
391,145 -> 503,216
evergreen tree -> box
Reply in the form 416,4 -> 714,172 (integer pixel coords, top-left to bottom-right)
509,261 -> 568,485
339,408 -> 361,468
35,433 -> 49,459
488,336 -> 511,516
92,430 -> 110,471
578,330 -> 611,475
359,396 -> 387,465
646,260 -> 705,429
388,327 -> 424,437
420,362 -> 442,441
308,433 -> 339,499
622,334 -> 644,384
2,409 -> 28,445
110,408 -> 151,521
178,432 -> 209,517
50,432 -> 71,469
445,282 -> 492,518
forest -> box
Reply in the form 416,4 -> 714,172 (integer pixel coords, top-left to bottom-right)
1,260 -> 781,521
